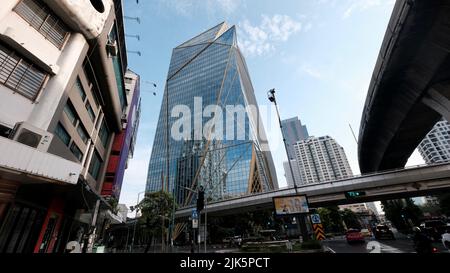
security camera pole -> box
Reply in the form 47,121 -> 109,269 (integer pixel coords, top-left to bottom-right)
267,88 -> 309,242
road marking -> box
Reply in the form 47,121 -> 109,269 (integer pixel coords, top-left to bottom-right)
325,246 -> 336,253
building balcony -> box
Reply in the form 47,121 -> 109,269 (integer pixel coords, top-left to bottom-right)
0,136 -> 82,185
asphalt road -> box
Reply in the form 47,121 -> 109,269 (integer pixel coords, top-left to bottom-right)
323,237 -> 448,253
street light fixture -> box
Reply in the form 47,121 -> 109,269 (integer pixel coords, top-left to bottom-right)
127,50 -> 141,56
124,16 -> 141,24
126,34 -> 140,41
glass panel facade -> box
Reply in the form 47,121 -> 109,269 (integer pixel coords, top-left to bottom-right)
55,122 -> 70,146
146,24 -> 277,207
75,77 -> 86,101
76,123 -> 88,144
63,100 -> 77,126
85,101 -> 95,122
98,120 -> 109,147
70,142 -> 83,161
88,150 -> 102,180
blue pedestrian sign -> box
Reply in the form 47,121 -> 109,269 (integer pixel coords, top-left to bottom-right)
311,214 -> 321,224
192,209 -> 198,219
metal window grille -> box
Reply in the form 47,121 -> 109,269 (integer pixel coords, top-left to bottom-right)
14,0 -> 70,49
0,43 -> 48,100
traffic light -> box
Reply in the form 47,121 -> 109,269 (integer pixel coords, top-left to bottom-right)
196,187 -> 204,212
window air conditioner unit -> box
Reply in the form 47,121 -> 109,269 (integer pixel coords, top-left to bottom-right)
9,122 -> 53,152
106,40 -> 118,57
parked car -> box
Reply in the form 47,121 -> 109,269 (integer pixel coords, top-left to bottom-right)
420,220 -> 447,241
222,236 -> 243,247
346,229 -> 365,244
374,225 -> 395,240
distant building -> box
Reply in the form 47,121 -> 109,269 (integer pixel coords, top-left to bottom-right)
283,160 -> 302,188
292,136 -> 353,184
117,204 -> 129,223
418,119 -> 450,164
418,119 -> 450,205
281,117 -> 309,160
282,117 -> 308,187
340,203 -> 370,214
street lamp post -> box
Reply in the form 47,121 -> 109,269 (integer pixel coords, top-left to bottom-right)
131,190 -> 145,252
267,88 -> 309,242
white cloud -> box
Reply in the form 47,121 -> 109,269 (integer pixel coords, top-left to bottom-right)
238,15 -> 301,57
342,0 -> 394,19
298,64 -> 323,79
159,0 -> 242,17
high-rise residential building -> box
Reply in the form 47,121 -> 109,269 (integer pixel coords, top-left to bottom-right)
293,136 -> 353,184
418,119 -> 450,205
283,160 -> 302,188
281,117 -> 308,187
146,22 -> 278,206
0,0 -> 135,253
281,117 -> 309,160
418,119 -> 450,163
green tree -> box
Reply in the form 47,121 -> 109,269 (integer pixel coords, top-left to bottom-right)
340,209 -> 361,229
419,203 -> 441,217
438,192 -> 450,216
318,206 -> 344,234
137,191 -> 176,252
381,198 -> 422,233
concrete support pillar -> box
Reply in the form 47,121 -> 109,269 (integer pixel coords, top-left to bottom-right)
27,33 -> 88,130
422,86 -> 450,121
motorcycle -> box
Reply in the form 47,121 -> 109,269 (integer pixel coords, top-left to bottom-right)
413,231 -> 438,254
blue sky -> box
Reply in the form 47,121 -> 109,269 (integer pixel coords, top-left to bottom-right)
119,0 -> 425,210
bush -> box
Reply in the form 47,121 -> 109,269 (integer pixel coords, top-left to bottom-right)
300,240 -> 322,250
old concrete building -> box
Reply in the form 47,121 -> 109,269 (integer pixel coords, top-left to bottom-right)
0,0 -> 138,253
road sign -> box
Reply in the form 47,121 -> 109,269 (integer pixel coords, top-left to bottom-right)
192,218 -> 198,229
311,214 -> 321,224
345,191 -> 366,199
313,224 -> 325,241
192,209 -> 198,219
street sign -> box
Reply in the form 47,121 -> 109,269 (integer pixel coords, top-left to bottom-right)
313,224 -> 325,241
192,218 -> 198,229
345,191 -> 366,199
311,214 -> 321,224
192,209 -> 198,219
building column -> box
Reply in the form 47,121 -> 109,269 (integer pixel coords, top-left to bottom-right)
27,33 -> 88,130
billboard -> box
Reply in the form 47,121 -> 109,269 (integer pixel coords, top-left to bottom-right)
273,195 -> 309,215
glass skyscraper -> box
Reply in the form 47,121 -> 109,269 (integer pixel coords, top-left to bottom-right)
146,22 -> 278,207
